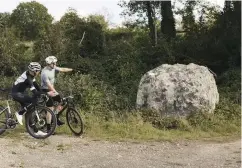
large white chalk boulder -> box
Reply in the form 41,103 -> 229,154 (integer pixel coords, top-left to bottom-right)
136,63 -> 219,117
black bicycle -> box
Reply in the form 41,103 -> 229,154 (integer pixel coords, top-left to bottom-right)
40,93 -> 84,136
0,89 -> 57,139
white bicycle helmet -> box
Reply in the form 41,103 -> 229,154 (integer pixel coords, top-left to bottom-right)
45,56 -> 58,64
28,62 -> 41,72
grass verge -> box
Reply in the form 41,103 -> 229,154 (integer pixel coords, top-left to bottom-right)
56,104 -> 241,142
1,99 -> 240,143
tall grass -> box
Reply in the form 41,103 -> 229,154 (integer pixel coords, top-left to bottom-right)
55,99 -> 240,142
1,102 -> 240,142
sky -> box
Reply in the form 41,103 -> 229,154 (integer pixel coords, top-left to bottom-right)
0,0 -> 225,27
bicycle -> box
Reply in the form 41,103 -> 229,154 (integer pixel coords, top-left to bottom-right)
41,92 -> 84,136
0,88 -> 57,139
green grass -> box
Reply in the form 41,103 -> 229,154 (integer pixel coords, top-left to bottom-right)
1,101 -> 240,143
0,110 -> 240,142
55,108 -> 241,142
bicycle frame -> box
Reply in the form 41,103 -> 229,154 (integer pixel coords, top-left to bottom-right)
0,90 -> 58,139
0,99 -> 16,128
53,98 -> 72,115
0,106 -> 10,124
43,94 -> 84,136
0,97 -> 44,127
0,100 -> 13,115
0,106 -> 9,115
6,100 -> 12,114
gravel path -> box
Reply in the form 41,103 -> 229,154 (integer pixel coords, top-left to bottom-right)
0,134 -> 241,168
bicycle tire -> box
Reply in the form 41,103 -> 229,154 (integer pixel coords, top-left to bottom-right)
25,106 -> 57,139
0,106 -> 9,135
66,108 -> 84,136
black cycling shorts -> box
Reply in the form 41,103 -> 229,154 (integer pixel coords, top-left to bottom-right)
11,92 -> 38,107
42,89 -> 62,107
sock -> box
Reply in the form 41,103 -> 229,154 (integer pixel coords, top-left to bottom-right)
47,124 -> 51,131
57,113 -> 61,121
18,107 -> 27,115
32,125 -> 38,133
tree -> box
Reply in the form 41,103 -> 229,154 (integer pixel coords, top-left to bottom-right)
146,1 -> 156,45
33,32 -> 52,63
119,0 -> 159,45
59,8 -> 84,41
0,12 -> 11,29
0,27 -> 31,76
87,14 -> 108,30
10,1 -> 53,40
160,1 -> 176,39
181,1 -> 196,34
61,9 -> 106,56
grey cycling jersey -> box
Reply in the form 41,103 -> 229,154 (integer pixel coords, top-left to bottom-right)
41,66 -> 60,90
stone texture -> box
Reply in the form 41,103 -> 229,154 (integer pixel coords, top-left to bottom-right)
136,63 -> 219,117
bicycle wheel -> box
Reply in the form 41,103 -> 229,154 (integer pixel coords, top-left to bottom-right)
25,106 -> 57,139
66,108 -> 84,136
0,106 -> 9,135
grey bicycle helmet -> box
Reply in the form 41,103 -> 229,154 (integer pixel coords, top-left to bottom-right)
28,62 -> 41,72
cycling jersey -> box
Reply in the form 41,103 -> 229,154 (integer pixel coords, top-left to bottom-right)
12,71 -> 40,93
41,66 -> 61,107
41,66 -> 60,90
11,71 -> 41,110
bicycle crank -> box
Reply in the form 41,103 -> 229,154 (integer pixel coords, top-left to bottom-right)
6,118 -> 17,129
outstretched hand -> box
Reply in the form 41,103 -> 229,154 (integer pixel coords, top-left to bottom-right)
57,67 -> 73,72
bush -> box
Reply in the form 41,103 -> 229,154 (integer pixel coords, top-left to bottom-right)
214,96 -> 241,121
0,75 -> 15,89
55,73 -> 127,114
217,68 -> 241,104
140,109 -> 192,131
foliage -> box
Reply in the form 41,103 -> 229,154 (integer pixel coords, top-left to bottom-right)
0,12 -> 11,28
10,1 -> 53,40
217,68 -> 241,104
0,28 -> 32,76
55,73 -> 125,112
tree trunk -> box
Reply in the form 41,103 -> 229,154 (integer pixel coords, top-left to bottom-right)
223,0 -> 232,29
160,1 -> 176,39
224,0 -> 232,12
233,1 -> 241,23
146,1 -> 156,46
182,1 -> 196,35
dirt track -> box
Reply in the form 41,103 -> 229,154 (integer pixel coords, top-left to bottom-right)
0,134 -> 241,168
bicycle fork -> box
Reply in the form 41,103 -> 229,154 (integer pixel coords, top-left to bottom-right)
31,108 -> 46,128
35,110 -> 41,121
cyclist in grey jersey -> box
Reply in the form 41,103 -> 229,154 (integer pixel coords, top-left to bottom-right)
41,56 -> 73,130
